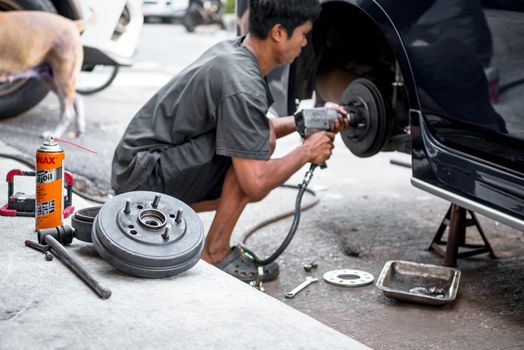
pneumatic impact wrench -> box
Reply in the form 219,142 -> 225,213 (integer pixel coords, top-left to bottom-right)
242,107 -> 352,266
294,106 -> 358,138
294,106 -> 357,169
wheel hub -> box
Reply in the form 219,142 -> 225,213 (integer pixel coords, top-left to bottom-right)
340,78 -> 389,157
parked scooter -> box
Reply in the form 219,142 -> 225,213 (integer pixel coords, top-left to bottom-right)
183,0 -> 225,33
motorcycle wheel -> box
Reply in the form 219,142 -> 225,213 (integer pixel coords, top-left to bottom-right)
183,3 -> 205,33
0,0 -> 55,119
183,14 -> 196,32
76,65 -> 120,95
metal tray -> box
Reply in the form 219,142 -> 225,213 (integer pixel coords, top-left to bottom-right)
376,260 -> 461,306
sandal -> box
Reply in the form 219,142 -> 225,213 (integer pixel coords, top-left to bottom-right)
215,246 -> 279,283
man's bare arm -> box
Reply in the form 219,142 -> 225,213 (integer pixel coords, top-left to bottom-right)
232,131 -> 335,201
269,116 -> 296,139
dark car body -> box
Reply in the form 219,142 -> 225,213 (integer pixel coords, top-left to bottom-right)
237,0 -> 524,231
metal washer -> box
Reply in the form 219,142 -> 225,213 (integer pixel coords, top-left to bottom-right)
323,269 -> 374,287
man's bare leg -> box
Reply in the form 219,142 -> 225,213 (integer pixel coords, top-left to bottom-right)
194,166 -> 252,264
192,121 -> 278,264
191,199 -> 220,213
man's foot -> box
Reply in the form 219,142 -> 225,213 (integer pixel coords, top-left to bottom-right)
201,247 -> 231,265
215,246 -> 279,283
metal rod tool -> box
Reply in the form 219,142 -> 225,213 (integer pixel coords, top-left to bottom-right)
44,235 -> 112,299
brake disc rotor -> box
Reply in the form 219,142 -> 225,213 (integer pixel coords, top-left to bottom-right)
323,269 -> 374,288
340,78 -> 388,157
92,191 -> 204,278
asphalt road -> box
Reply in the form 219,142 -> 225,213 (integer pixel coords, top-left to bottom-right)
0,22 -> 523,350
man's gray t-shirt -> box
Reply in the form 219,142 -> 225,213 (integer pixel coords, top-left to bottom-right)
111,37 -> 273,204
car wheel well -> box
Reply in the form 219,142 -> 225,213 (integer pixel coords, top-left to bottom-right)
312,1 -> 411,155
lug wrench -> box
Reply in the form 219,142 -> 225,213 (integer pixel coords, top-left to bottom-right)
44,235 -> 112,299
25,240 -> 54,261
25,239 -> 51,253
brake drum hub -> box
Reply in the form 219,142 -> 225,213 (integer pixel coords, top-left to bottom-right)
92,191 -> 204,278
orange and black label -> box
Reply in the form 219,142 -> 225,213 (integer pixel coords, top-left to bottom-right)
36,168 -> 62,184
35,151 -> 64,230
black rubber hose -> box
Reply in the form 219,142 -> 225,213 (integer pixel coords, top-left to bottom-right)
240,184 -> 318,244
499,77 -> 524,94
242,164 -> 318,266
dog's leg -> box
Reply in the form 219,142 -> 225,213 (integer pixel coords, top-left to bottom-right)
48,35 -> 84,138
40,91 -> 73,139
70,40 -> 85,137
54,92 -> 75,138
73,93 -> 85,136
44,68 -> 76,138
37,72 -> 69,139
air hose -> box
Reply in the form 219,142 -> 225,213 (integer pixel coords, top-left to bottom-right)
240,163 -> 319,266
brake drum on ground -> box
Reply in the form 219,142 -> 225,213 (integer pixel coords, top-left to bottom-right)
91,191 -> 204,278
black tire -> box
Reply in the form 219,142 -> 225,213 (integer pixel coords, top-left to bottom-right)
161,16 -> 174,24
183,14 -> 196,32
183,3 -> 204,33
76,65 -> 120,95
0,0 -> 56,119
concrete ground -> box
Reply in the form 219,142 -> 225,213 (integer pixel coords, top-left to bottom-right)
0,23 -> 523,349
0,142 -> 369,350
238,144 -> 524,349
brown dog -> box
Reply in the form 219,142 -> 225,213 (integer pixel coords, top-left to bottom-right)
0,11 -> 85,138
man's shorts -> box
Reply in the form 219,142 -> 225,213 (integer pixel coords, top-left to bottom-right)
136,153 -> 231,205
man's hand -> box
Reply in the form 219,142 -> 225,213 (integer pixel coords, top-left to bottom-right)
302,131 -> 335,165
325,102 -> 349,133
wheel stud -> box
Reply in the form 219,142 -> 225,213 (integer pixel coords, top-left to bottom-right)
162,226 -> 170,240
175,209 -> 183,224
152,194 -> 161,209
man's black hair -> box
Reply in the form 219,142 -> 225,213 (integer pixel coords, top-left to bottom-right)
248,0 -> 321,39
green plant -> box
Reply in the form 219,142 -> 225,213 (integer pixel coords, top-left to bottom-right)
224,0 -> 235,14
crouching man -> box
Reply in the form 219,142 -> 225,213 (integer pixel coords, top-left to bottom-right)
111,0 -> 348,282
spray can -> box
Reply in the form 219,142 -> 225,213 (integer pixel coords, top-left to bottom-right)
35,138 -> 65,231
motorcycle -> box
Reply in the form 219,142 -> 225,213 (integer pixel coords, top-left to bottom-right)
0,0 -> 143,118
183,0 -> 225,33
